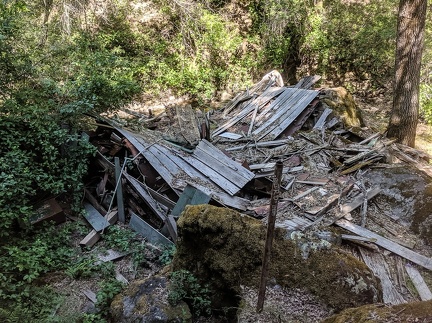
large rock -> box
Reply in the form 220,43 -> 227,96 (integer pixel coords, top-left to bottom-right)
110,276 -> 192,323
322,300 -> 432,323
363,165 -> 432,244
320,87 -> 365,128
173,205 -> 382,313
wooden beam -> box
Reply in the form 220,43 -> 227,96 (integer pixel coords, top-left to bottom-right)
83,202 -> 110,232
114,157 -> 126,223
336,219 -> 432,270
405,265 -> 432,301
79,210 -> 118,248
129,212 -> 173,247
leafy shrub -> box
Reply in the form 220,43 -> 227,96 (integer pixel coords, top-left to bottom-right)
159,244 -> 176,266
168,270 -> 211,317
96,279 -> 125,317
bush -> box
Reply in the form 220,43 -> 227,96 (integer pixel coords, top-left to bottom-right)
168,270 -> 212,317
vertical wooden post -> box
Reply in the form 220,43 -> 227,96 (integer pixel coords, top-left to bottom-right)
114,157 -> 125,223
257,160 -> 283,313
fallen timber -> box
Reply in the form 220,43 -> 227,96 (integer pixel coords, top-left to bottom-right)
79,75 -> 432,306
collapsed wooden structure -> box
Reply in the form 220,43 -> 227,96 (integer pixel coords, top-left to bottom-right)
72,74 -> 432,304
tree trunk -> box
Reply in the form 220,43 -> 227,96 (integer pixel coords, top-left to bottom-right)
387,0 -> 427,147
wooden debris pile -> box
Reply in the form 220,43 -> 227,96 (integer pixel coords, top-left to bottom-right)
78,73 -> 432,306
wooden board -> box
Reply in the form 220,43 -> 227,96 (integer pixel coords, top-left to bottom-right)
336,219 -> 432,270
405,265 -> 432,301
340,187 -> 381,214
359,248 -> 406,305
31,198 -> 65,225
79,210 -> 118,248
83,202 -> 110,232
171,185 -> 211,218
263,91 -> 319,140
253,89 -> 318,139
129,212 -> 174,247
193,140 -> 254,185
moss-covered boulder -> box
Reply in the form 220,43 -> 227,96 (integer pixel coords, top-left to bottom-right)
172,205 -> 381,312
322,300 -> 432,322
321,87 -> 365,128
110,276 -> 192,323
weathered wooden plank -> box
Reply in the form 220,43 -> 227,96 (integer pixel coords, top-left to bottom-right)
277,216 -> 313,231
405,265 -> 432,301
180,154 -> 241,195
79,210 -> 118,248
212,86 -> 283,137
114,157 -> 125,223
194,140 -> 254,184
359,248 -> 406,305
264,91 -> 319,139
336,219 -> 432,270
253,89 -> 317,136
313,108 -> 333,130
155,144 -> 210,184
124,173 -> 167,222
254,87 -> 299,126
340,187 -> 381,214
83,202 -> 110,232
129,212 -> 174,247
82,289 -> 97,303
84,188 -> 107,216
171,185 -> 211,218
225,139 -> 292,152
217,132 -> 243,140
187,181 -> 250,211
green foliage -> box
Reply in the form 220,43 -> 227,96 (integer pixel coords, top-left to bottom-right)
0,286 -> 63,323
96,279 -> 124,317
313,0 -> 396,86
168,270 -> 211,317
144,1 -> 255,101
103,225 -> 146,268
159,244 -> 176,266
0,222 -> 81,322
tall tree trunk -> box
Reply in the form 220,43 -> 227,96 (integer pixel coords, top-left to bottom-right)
387,0 -> 427,147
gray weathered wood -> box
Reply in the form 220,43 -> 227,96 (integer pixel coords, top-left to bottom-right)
171,185 -> 211,218
340,187 -> 381,214
129,212 -> 173,247
405,265 -> 432,301
253,89 -> 317,137
336,219 -> 432,270
79,210 -> 118,248
180,154 -> 241,195
114,157 -> 125,223
83,202 -> 110,232
359,248 -> 406,305
82,289 -> 97,303
212,86 -> 284,138
225,139 -> 292,152
217,132 -> 243,140
262,91 -> 319,139
194,140 -> 255,184
313,108 -> 333,130
187,181 -> 250,211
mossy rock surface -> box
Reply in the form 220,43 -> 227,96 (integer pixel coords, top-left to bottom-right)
110,276 -> 192,323
322,300 -> 432,322
321,87 -> 365,128
173,205 -> 381,312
